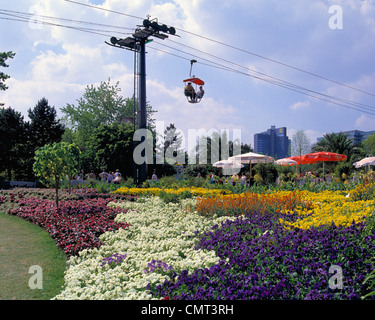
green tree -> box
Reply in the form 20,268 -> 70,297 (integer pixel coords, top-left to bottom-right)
33,142 -> 80,208
0,51 -> 15,105
88,122 -> 134,177
15,98 -> 66,181
28,98 -> 65,149
61,79 -> 157,175
362,133 -> 375,157
61,79 -> 156,142
312,132 -> 360,176
159,123 -> 185,165
241,143 -> 253,154
312,132 -> 356,156
61,79 -> 128,142
0,107 -> 26,180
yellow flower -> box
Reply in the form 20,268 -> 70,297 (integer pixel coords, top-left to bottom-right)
113,187 -> 232,197
278,189 -> 375,230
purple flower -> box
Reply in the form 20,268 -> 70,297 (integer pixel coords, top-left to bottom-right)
148,210 -> 375,300
144,260 -> 174,274
101,252 -> 127,267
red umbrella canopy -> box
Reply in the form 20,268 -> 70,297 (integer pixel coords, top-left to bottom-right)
287,156 -> 318,165
301,152 -> 347,177
302,152 -> 347,162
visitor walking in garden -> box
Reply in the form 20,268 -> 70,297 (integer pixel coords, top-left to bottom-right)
107,171 -> 114,183
99,169 -> 108,182
113,169 -> 122,183
152,170 -> 158,181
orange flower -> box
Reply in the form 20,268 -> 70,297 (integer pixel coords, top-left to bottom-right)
195,191 -> 312,217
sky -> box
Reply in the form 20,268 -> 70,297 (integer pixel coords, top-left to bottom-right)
1,0 -> 375,152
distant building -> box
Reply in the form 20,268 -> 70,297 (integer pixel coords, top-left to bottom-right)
254,125 -> 291,159
317,130 -> 375,144
343,130 -> 375,144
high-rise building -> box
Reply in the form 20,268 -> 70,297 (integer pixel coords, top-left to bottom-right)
254,125 -> 291,159
317,130 -> 375,144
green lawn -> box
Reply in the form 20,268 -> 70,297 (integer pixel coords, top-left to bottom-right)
0,212 -> 67,300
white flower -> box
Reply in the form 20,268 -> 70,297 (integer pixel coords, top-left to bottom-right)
54,197 -> 235,300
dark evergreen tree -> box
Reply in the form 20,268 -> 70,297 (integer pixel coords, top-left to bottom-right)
0,107 -> 26,180
28,97 -> 65,149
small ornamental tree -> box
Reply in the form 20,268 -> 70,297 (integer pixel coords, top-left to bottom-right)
33,142 -> 81,208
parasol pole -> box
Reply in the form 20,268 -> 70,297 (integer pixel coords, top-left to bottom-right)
249,159 -> 252,180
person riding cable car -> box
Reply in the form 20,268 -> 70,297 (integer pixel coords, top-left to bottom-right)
184,82 -> 196,101
196,86 -> 205,99
183,60 -> 205,103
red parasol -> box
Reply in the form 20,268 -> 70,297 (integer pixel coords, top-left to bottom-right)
287,156 -> 318,165
302,152 -> 347,162
301,152 -> 347,176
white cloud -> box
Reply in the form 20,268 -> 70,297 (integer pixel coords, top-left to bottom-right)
1,77 -> 85,120
355,114 -> 375,131
304,129 -> 323,144
289,101 -> 311,110
30,43 -> 117,83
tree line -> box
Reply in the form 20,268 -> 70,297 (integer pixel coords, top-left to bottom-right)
2,50 -> 375,184
0,81 -> 153,182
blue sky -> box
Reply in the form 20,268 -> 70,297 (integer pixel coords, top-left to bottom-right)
1,0 -> 375,150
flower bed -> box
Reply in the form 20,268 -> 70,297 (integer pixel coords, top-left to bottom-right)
113,186 -> 232,197
151,211 -> 375,299
4,184 -> 375,300
9,197 -> 130,257
195,189 -> 375,230
195,190 -> 313,217
53,197 -> 237,300
0,188 -> 137,202
279,190 -> 375,230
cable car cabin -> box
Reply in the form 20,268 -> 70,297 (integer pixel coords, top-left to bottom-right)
183,77 -> 205,103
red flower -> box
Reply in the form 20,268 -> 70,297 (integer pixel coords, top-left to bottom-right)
11,197 -> 130,257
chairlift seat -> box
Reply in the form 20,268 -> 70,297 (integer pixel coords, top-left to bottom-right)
183,77 -> 205,104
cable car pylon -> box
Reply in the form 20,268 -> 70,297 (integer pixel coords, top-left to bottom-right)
106,17 -> 178,185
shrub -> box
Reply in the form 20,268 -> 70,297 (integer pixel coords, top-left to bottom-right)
122,177 -> 136,188
253,163 -> 278,185
96,182 -> 110,194
158,176 -> 179,188
335,161 -> 353,181
253,173 -> 264,185
159,190 -> 180,204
